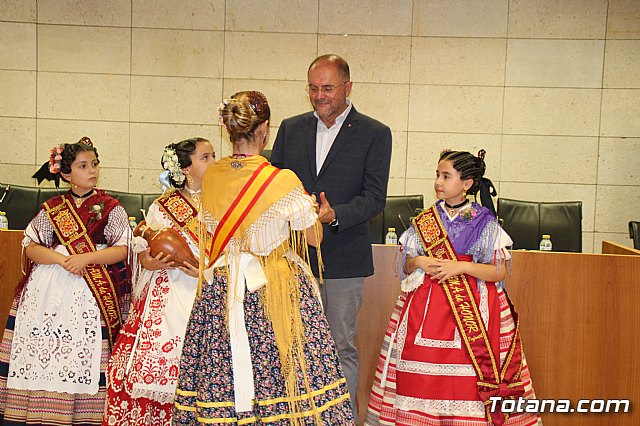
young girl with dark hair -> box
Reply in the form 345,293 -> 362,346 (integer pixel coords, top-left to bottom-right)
103,137 -> 215,426
366,150 -> 541,426
0,137 -> 131,425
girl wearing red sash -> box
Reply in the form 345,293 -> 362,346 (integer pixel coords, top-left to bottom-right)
104,138 -> 215,426
0,137 -> 131,425
172,92 -> 354,425
366,150 -> 540,426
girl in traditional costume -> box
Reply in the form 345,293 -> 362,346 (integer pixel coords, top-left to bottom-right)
103,138 -> 215,425
366,150 -> 541,426
172,91 -> 354,425
0,137 -> 131,425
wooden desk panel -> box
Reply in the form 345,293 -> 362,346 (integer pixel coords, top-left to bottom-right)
355,244 -> 402,420
0,230 -> 23,338
505,250 -> 639,426
355,248 -> 640,426
602,240 -> 640,255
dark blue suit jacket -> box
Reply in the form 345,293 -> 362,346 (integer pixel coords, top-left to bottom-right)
271,106 -> 392,279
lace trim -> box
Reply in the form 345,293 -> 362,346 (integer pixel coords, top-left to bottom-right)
415,327 -> 462,349
397,359 -> 476,376
130,387 -> 176,405
395,395 -> 485,416
205,185 -> 315,256
401,268 -> 425,293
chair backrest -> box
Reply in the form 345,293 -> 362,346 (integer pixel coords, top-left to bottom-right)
369,194 -> 424,244
497,198 -> 582,252
630,221 -> 640,250
0,184 -> 40,230
110,191 -> 146,222
0,183 -> 162,229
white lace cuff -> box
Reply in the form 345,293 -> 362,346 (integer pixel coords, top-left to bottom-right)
401,268 -> 426,293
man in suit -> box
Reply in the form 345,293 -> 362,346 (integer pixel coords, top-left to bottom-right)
271,54 -> 392,417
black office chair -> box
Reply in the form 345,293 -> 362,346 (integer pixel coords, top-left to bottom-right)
497,198 -> 582,252
630,221 -> 640,250
369,195 -> 424,244
0,184 -> 41,230
38,187 -> 64,206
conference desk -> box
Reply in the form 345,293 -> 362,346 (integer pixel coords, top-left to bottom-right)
356,244 -> 640,426
1,233 -> 639,425
0,230 -> 23,339
602,240 -> 640,256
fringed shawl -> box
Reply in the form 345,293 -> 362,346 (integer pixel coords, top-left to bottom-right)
198,155 -> 323,424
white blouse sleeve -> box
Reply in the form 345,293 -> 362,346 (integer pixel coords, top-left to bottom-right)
399,225 -> 425,258
283,186 -> 317,231
494,226 -> 513,261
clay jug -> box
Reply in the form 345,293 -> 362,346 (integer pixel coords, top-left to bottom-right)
134,221 -> 198,268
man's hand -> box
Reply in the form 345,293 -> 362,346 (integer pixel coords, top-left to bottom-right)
317,192 -> 336,224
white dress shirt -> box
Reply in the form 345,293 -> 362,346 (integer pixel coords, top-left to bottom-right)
315,100 -> 352,172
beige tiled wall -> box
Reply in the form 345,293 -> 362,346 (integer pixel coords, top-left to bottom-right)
1,0 -> 639,252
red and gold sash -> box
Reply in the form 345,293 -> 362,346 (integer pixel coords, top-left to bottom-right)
206,161 -> 282,266
413,205 -> 524,425
155,189 -> 212,258
44,196 -> 122,348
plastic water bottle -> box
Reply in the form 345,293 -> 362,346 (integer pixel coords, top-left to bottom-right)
539,234 -> 553,251
385,227 -> 398,245
128,216 -> 138,230
0,211 -> 8,230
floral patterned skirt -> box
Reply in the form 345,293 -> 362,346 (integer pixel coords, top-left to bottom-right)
173,268 -> 354,425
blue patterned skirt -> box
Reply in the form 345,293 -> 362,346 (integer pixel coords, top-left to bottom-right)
173,267 -> 354,425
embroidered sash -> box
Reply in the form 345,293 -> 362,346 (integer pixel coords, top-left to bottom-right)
207,161 -> 281,266
44,196 -> 122,348
155,189 -> 212,258
413,205 -> 524,426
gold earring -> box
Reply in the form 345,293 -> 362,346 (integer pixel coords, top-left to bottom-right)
463,190 -> 467,198
186,175 -> 193,185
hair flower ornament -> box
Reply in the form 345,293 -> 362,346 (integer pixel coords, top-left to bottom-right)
217,98 -> 231,131
49,145 -> 64,174
161,147 -> 185,185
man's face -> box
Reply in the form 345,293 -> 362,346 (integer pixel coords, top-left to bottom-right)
307,62 -> 352,126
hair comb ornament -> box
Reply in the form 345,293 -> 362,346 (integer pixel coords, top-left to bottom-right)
78,136 -> 93,146
246,91 -> 269,118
